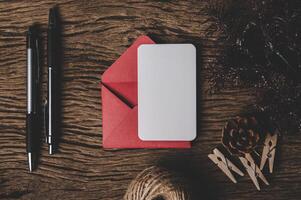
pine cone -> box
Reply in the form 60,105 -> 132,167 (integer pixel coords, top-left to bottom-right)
222,116 -> 261,156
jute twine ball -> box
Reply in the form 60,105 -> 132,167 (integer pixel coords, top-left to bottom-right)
124,166 -> 191,200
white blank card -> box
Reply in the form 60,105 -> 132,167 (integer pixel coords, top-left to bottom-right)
138,44 -> 196,141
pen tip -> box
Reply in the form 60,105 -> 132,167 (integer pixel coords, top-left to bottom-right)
28,153 -> 33,172
49,145 -> 53,155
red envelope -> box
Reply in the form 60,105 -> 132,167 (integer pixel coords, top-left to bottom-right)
101,36 -> 191,149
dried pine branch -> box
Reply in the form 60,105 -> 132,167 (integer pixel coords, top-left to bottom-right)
207,0 -> 301,134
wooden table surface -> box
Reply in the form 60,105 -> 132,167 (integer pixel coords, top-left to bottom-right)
1,1 -> 301,199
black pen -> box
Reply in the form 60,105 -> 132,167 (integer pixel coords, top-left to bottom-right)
46,7 -> 59,154
26,26 -> 40,171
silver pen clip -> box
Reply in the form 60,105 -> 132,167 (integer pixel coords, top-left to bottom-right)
43,100 -> 49,144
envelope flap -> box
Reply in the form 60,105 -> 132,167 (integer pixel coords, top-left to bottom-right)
104,82 -> 137,106
102,36 -> 155,84
101,35 -> 155,108
102,85 -> 133,136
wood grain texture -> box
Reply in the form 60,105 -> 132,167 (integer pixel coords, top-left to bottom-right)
0,0 -> 300,199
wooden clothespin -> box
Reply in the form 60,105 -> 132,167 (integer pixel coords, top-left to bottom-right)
239,153 -> 269,190
260,130 -> 278,173
208,148 -> 244,183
